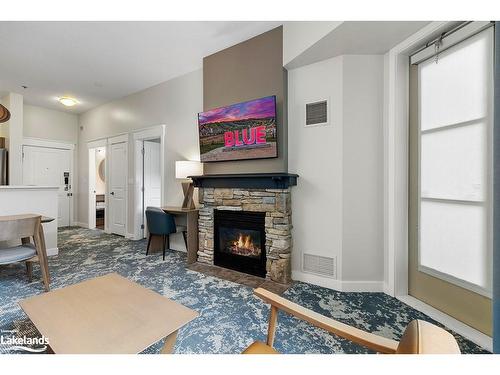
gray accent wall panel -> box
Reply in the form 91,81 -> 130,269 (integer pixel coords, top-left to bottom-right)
202,26 -> 288,174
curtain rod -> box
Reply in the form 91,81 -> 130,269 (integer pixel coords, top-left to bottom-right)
410,21 -> 469,57
410,21 -> 493,65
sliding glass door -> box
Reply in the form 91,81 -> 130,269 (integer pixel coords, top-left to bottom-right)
409,26 -> 493,335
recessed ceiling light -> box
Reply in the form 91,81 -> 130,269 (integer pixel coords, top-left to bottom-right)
58,97 -> 78,107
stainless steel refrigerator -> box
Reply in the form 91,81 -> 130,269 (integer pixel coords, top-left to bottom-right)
0,148 -> 7,185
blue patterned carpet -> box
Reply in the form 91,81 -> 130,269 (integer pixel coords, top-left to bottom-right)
0,227 -> 489,354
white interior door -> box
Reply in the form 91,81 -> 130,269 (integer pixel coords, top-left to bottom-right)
22,145 -> 72,227
109,141 -> 127,236
143,140 -> 161,237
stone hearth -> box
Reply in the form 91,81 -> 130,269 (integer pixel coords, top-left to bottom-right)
197,187 -> 293,284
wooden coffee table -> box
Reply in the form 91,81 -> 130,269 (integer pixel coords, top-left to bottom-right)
18,273 -> 198,354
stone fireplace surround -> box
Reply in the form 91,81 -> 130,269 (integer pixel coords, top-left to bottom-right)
192,173 -> 298,284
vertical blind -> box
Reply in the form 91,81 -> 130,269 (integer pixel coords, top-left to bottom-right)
417,26 -> 493,295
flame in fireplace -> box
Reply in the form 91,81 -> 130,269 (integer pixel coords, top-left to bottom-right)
235,234 -> 253,249
231,233 -> 260,256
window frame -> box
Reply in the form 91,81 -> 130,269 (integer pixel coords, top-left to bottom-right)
416,28 -> 494,298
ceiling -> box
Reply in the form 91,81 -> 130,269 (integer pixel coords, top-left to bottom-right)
0,21 -> 282,113
0,21 -> 432,114
285,21 -> 431,69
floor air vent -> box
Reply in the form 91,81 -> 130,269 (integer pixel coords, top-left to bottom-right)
305,100 -> 328,126
303,253 -> 336,278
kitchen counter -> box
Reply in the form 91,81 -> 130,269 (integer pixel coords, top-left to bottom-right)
0,185 -> 59,190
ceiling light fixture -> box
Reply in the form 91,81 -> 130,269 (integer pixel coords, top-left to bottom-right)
58,97 -> 78,107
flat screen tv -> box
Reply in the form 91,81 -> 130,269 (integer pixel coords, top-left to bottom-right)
198,95 -> 277,162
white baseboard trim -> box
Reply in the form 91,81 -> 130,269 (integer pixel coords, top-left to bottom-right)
73,222 -> 89,228
46,247 -> 58,256
397,294 -> 492,352
341,280 -> 385,292
292,271 -> 384,292
383,282 -> 392,295
292,270 -> 341,289
125,233 -> 141,240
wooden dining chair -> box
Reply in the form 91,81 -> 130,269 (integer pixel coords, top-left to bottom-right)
0,214 -> 50,291
243,287 -> 461,354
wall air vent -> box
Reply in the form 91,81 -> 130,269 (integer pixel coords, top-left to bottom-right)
305,99 -> 328,127
303,253 -> 336,278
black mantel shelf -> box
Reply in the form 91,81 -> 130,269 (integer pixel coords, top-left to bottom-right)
189,173 -> 299,189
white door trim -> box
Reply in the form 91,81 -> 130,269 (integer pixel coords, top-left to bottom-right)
22,137 -> 76,226
23,137 -> 75,150
87,138 -> 107,149
87,139 -> 108,231
108,133 -> 129,145
132,125 -> 166,240
107,135 -> 129,236
384,23 -> 496,347
88,148 -> 96,230
383,22 -> 456,297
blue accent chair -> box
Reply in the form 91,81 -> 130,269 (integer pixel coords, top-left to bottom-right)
145,207 -> 177,260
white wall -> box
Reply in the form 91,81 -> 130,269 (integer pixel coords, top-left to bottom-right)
0,186 -> 59,255
24,104 -> 78,143
283,22 -> 342,66
288,55 -> 385,291
288,56 -> 344,284
341,55 -> 384,284
77,69 -> 202,250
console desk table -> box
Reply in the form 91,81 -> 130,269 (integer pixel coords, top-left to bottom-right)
160,206 -> 198,264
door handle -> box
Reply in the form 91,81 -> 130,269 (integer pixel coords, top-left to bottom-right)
110,192 -> 115,195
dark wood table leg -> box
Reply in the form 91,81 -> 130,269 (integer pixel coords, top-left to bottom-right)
149,234 -> 163,254
186,211 -> 198,264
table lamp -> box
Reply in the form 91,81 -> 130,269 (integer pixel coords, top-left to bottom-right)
175,160 -> 203,209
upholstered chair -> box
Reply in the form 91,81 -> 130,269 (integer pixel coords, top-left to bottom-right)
145,207 -> 177,260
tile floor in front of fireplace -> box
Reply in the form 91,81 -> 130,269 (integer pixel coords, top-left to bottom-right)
0,227 -> 489,354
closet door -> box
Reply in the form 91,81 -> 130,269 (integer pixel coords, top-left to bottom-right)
143,140 -> 161,237
108,139 -> 128,236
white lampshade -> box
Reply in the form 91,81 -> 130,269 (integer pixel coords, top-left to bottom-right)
175,160 -> 203,179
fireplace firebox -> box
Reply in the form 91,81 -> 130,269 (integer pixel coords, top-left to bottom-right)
214,210 -> 266,277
